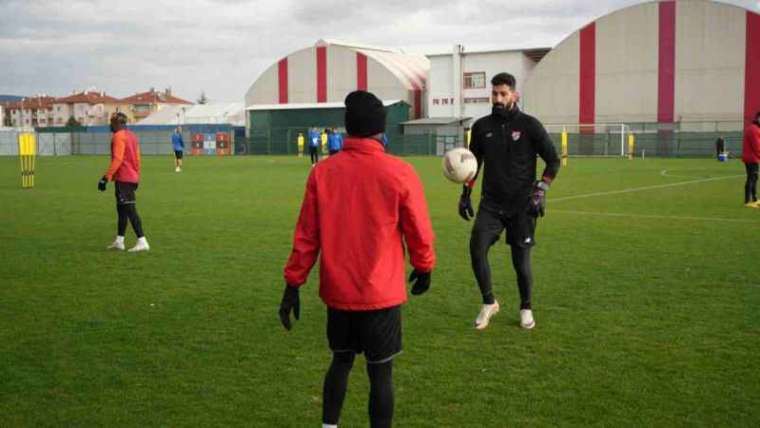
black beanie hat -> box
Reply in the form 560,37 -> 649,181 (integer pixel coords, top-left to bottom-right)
344,91 -> 386,137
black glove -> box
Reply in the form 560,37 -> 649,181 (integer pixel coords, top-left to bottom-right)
408,270 -> 431,295
528,180 -> 549,217
458,185 -> 474,221
278,284 -> 300,330
97,176 -> 108,192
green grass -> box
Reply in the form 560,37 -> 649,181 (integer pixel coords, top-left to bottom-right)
1,155 -> 759,427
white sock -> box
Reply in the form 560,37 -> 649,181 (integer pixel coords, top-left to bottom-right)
115,236 -> 125,243
322,424 -> 338,428
137,237 -> 148,244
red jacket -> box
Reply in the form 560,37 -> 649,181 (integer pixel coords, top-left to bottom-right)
104,129 -> 141,183
743,124 -> 760,164
284,137 -> 436,311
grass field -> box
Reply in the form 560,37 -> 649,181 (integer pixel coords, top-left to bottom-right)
2,154 -> 759,427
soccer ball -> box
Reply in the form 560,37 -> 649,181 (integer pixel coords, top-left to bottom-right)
442,147 -> 477,184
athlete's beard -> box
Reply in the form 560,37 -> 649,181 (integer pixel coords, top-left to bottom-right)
492,101 -> 514,118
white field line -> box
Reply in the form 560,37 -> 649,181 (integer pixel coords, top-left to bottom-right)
552,174 -> 744,203
552,209 -> 760,224
659,169 -> 705,179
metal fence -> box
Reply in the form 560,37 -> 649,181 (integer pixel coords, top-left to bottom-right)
238,127 -> 444,156
544,121 -> 745,158
0,121 -> 750,158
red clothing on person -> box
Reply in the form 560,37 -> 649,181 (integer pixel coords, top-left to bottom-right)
284,137 -> 436,311
104,129 -> 141,183
742,124 -> 760,164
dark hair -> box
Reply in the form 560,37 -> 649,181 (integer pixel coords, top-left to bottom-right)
112,112 -> 128,126
491,72 -> 516,90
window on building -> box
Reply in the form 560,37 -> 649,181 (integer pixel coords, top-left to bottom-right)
463,72 -> 486,89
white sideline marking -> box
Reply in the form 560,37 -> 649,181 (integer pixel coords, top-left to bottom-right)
553,209 -> 759,224
659,169 -> 705,179
552,174 -> 744,203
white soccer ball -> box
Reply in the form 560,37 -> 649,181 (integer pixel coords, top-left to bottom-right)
442,147 -> 478,184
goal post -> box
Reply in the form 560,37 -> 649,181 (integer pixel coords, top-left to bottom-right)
544,123 -> 633,158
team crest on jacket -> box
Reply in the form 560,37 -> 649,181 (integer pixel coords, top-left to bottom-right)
511,131 -> 521,141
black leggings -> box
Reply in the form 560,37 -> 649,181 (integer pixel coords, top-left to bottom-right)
470,207 -> 534,309
746,163 -> 758,203
322,352 -> 394,428
471,242 -> 533,310
117,203 -> 144,238
310,147 -> 319,164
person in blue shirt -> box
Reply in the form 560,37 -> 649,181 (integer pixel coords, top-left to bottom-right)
172,127 -> 185,172
328,127 -> 343,155
308,127 -> 321,166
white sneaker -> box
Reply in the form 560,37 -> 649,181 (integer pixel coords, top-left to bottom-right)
475,301 -> 500,330
175,166 -> 181,172
128,237 -> 150,252
520,309 -> 535,330
107,237 -> 125,251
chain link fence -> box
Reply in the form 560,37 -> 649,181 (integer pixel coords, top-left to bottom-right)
0,121 -> 750,158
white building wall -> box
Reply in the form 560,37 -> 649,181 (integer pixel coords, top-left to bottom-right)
327,46 -> 358,101
595,1 -> 659,123
675,0 -> 746,122
288,47 -> 318,104
522,33 -> 581,124
427,49 -> 538,122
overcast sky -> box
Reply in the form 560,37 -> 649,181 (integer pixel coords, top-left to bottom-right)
0,0 -> 757,102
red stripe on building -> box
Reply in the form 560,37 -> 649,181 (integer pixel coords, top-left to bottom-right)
414,89 -> 422,119
745,11 -> 760,126
579,23 -> 596,125
357,53 -> 368,91
278,58 -> 288,104
658,1 -> 676,123
317,47 -> 327,103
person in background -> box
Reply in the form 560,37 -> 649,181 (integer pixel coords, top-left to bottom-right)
99,112 -> 150,252
308,127 -> 321,166
172,127 -> 184,172
297,132 -> 305,157
328,127 -> 342,155
742,112 -> 760,208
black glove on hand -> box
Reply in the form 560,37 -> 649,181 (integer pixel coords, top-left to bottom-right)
98,176 -> 108,192
528,180 -> 549,217
458,185 -> 474,221
278,284 -> 300,330
408,270 -> 431,295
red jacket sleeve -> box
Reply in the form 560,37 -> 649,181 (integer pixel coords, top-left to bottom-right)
399,166 -> 436,272
104,133 -> 125,181
753,128 -> 760,159
283,171 -> 320,286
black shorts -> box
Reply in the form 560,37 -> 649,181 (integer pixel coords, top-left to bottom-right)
174,150 -> 184,159
473,200 -> 537,248
327,306 -> 402,363
114,181 -> 138,205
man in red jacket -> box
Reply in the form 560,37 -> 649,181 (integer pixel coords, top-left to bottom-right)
98,112 -> 150,252
280,91 -> 435,428
743,112 -> 760,208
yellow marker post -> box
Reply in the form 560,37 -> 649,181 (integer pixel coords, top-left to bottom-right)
561,128 -> 568,166
297,133 -> 304,157
465,128 -> 472,149
18,132 -> 37,189
627,132 -> 635,160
